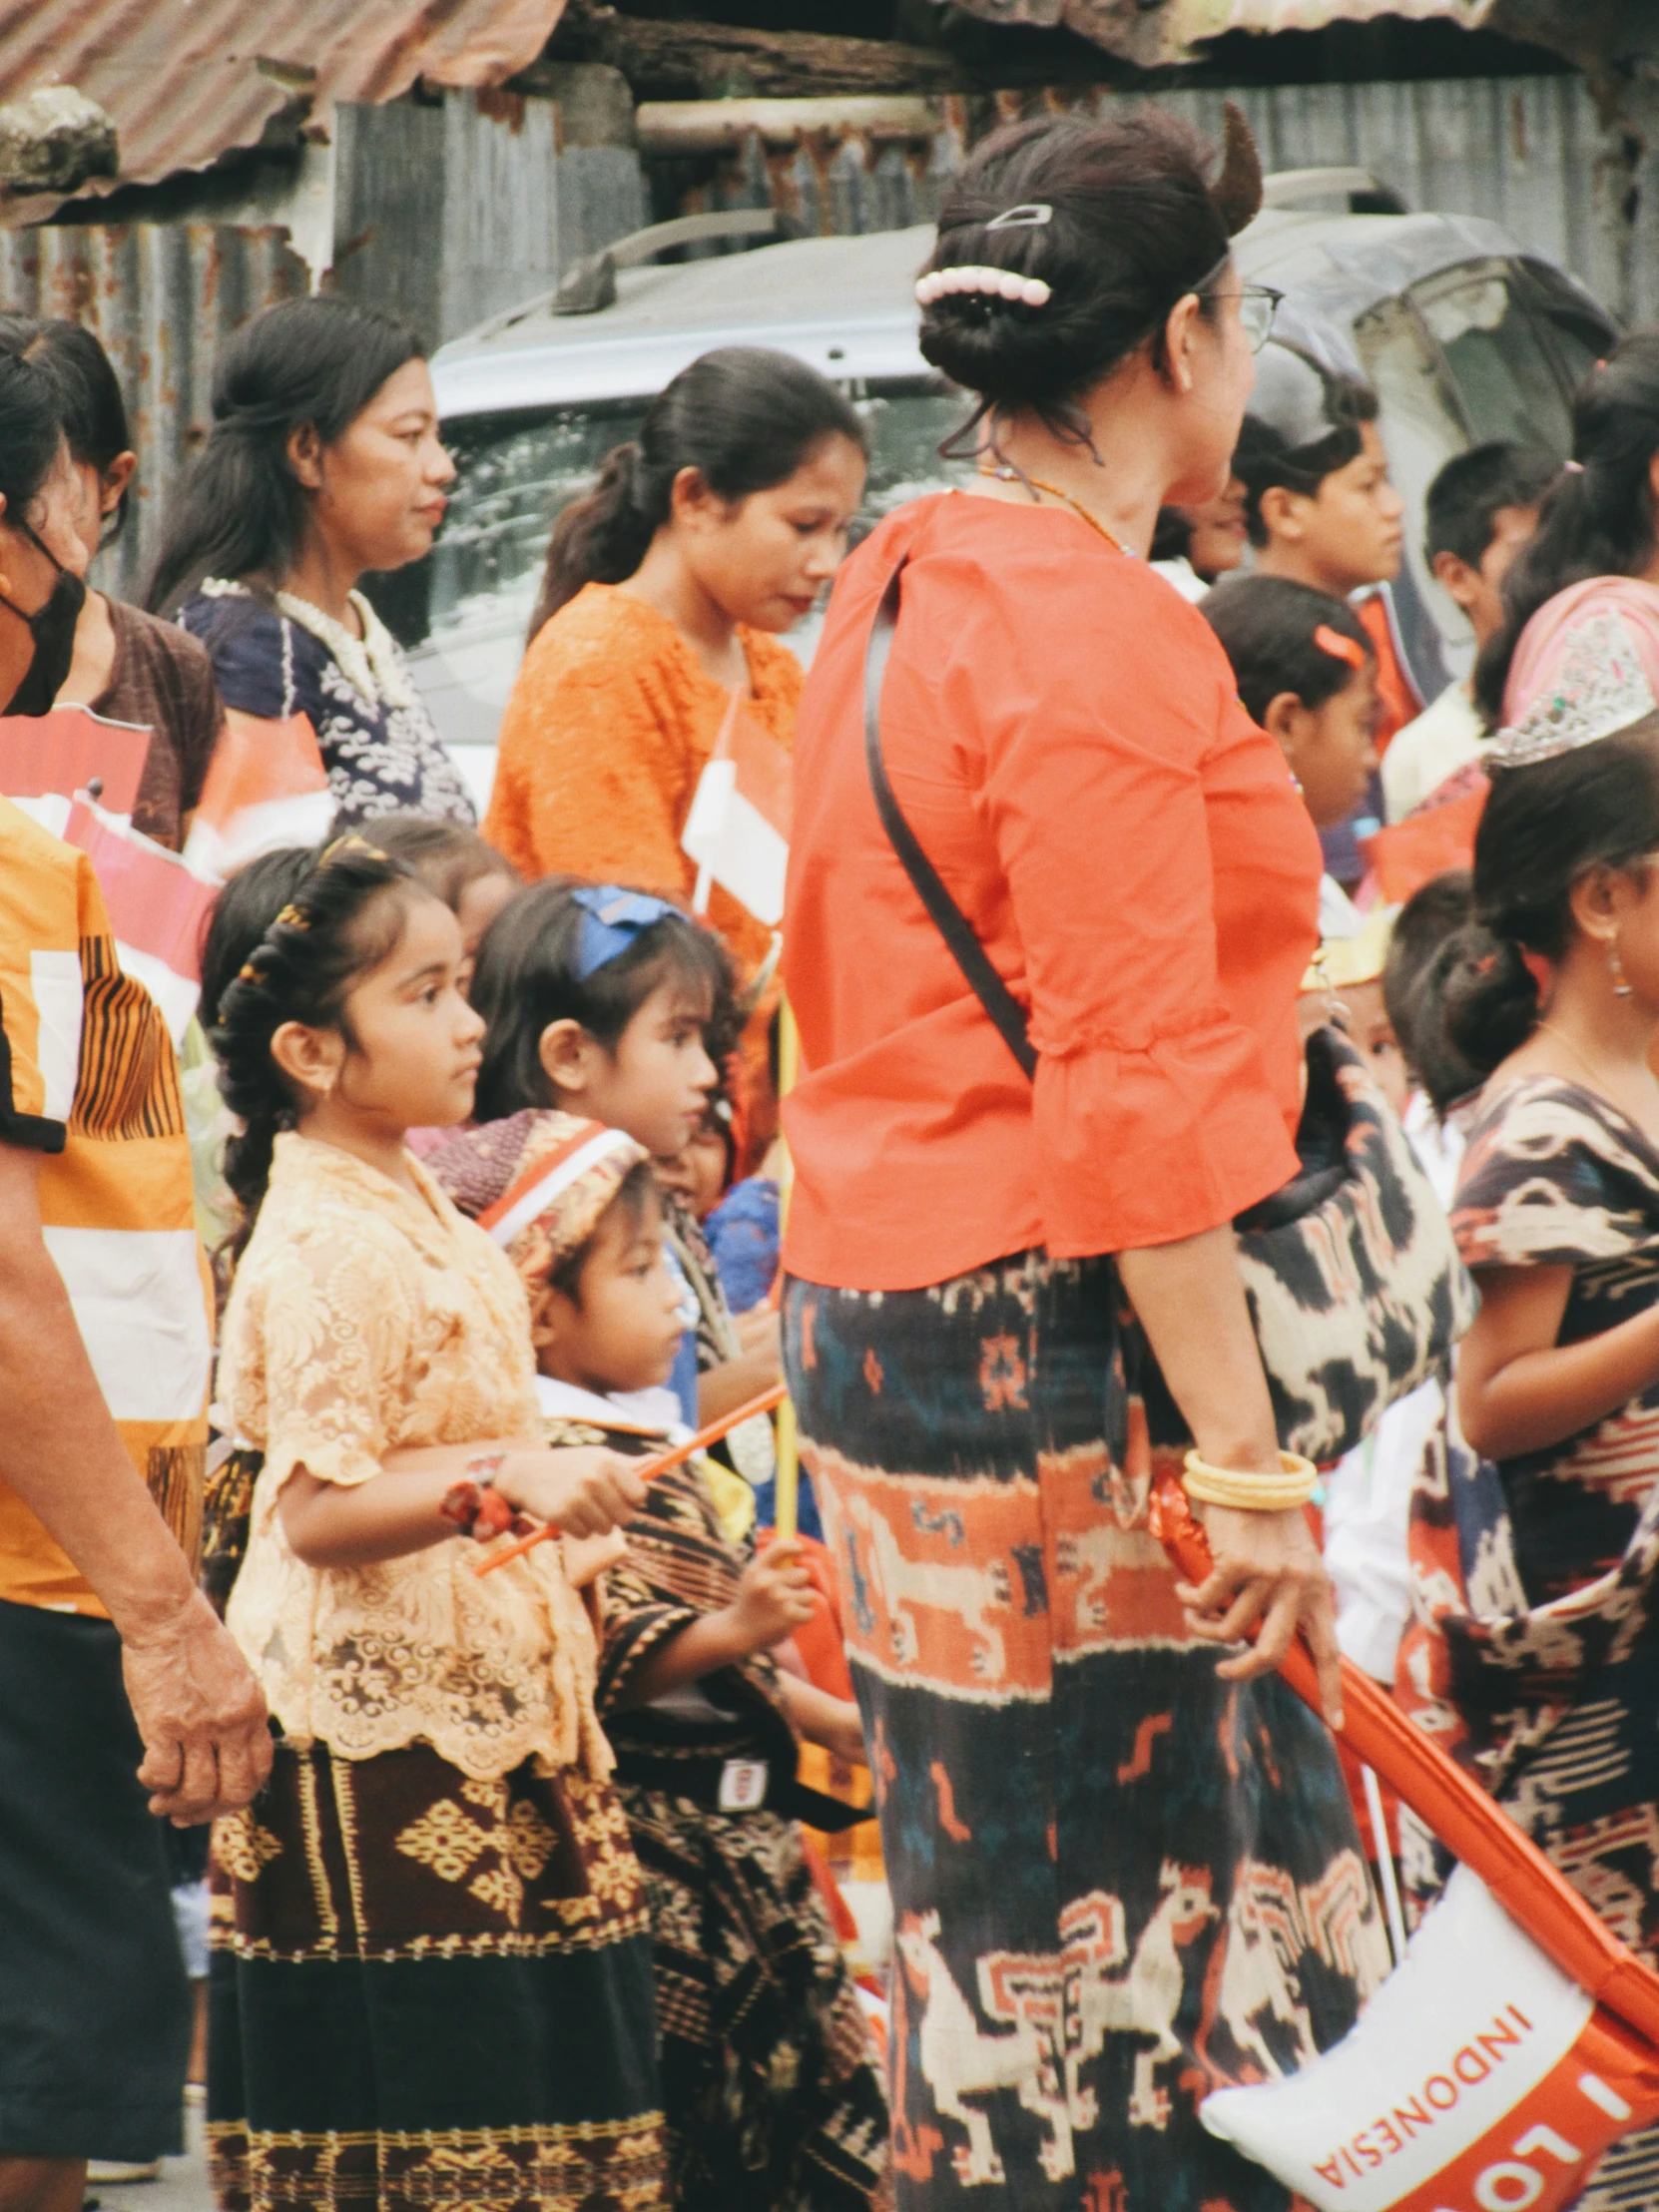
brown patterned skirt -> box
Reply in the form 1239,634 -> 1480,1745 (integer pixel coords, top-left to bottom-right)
616,1782 -> 888,2212
208,1737 -> 666,2212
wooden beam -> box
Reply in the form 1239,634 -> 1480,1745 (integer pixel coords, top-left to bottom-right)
538,3 -> 971,100
635,95 -> 939,154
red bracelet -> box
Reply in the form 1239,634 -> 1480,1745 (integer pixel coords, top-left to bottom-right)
440,1456 -> 532,1543
439,1478 -> 483,1529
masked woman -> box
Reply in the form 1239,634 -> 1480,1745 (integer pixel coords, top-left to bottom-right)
0,349 -> 90,717
782,107 -> 1388,2209
0,316 -> 226,851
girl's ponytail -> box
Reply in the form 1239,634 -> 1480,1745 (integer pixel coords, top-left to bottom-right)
1475,333 -> 1659,725
1426,925 -> 1541,1085
202,838 -> 420,1259
529,442 -> 655,637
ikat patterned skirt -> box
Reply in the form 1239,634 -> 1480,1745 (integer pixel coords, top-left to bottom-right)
207,1738 -> 666,2212
785,1252 -> 1390,2212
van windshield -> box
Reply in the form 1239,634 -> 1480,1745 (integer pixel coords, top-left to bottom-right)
385,377 -> 973,754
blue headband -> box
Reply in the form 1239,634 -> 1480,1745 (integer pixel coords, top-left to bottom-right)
570,885 -> 680,980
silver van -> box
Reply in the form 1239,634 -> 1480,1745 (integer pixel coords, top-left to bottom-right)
404,184 -> 1614,810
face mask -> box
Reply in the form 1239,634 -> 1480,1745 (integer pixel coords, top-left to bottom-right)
0,526 -> 87,717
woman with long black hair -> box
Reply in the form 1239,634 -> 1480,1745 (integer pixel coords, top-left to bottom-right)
147,296 -> 474,827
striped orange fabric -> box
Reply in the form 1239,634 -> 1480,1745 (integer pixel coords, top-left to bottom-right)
0,798 -> 212,1615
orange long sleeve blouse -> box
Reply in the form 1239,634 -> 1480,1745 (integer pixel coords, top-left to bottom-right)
484,583 -> 803,975
782,493 -> 1323,1293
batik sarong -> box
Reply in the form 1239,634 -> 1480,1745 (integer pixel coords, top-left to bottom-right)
786,1251 -> 1387,2212
208,1738 -> 666,2212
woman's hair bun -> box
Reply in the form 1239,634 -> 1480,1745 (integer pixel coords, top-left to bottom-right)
917,105 -> 1236,428
1210,102 -> 1264,238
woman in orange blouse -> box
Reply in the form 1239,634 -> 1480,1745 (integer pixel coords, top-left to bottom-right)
484,348 -> 868,983
784,111 -> 1386,2208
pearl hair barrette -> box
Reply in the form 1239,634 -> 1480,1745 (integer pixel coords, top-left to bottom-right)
915,266 -> 1052,309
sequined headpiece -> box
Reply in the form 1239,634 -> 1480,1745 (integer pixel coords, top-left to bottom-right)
1488,610 -> 1659,769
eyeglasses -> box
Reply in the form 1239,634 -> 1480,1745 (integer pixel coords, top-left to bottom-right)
1236,283 -> 1284,353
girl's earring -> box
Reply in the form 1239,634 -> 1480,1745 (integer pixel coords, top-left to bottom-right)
1610,941 -> 1634,998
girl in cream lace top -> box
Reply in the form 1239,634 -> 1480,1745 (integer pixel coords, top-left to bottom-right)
220,1133 -> 613,1780
204,797 -> 667,2212
208,837 -> 649,1784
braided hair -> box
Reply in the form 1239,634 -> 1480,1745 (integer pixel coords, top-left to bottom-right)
203,837 -> 422,1258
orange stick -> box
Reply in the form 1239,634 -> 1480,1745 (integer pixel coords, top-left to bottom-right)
472,1382 -> 790,1577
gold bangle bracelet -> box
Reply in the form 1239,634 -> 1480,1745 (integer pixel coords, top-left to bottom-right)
1181,1448 -> 1320,1512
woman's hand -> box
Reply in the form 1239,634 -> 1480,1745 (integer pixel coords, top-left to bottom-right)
726,1536 -> 818,1656
1176,1501 -> 1344,1726
496,1447 -> 649,1538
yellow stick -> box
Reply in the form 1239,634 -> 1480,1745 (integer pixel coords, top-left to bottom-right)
773,997 -> 802,1539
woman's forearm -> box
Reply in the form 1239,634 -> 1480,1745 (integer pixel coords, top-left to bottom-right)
1459,1305 -> 1659,1460
1117,1226 -> 1281,1476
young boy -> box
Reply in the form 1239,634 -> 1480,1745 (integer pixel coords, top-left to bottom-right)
1237,351 -> 1419,873
430,1106 -> 888,2212
1382,442 -> 1555,822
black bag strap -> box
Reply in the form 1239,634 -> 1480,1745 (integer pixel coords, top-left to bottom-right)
862,556 -> 1038,1081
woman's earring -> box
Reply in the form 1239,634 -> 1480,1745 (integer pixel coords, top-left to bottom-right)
1610,941 -> 1634,997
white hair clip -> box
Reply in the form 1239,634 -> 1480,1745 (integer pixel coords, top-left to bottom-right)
914,266 -> 1052,309
986,203 -> 1053,230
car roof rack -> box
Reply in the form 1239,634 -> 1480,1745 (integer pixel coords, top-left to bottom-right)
1262,167 -> 1409,216
469,208 -> 798,337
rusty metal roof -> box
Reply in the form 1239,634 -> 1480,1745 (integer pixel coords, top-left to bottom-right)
1,0 -> 573,207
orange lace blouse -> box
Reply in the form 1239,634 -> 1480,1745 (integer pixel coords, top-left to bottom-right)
483,583 -> 802,975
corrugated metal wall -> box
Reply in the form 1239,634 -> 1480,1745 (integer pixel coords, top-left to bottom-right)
0,222 -> 308,600
330,83 -> 647,345
670,72 -> 1650,327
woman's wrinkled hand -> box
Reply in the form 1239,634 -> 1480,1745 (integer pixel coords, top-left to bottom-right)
1174,1501 -> 1344,1727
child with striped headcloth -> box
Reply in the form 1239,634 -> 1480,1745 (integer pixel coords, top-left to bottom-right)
429,1107 -> 889,2212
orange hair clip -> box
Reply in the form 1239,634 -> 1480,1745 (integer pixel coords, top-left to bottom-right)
1313,622 -> 1369,671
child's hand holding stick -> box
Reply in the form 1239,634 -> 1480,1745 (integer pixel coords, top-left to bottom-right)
472,1382 -> 788,1576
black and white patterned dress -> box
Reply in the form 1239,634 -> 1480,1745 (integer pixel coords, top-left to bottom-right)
1399,1079 -> 1659,2210
178,579 -> 475,827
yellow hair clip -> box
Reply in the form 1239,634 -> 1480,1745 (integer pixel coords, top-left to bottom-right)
317,832 -> 390,869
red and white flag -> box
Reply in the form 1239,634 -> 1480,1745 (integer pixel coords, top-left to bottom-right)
183,706 -> 334,878
0,702 -> 152,820
681,689 -> 792,927
62,798 -> 218,1042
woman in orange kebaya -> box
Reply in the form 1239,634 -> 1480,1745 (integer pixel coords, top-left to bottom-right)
782,108 -> 1388,2209
484,348 -> 867,984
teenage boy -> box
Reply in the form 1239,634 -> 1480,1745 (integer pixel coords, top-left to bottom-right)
1382,442 -> 1555,821
1233,347 -> 1419,885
